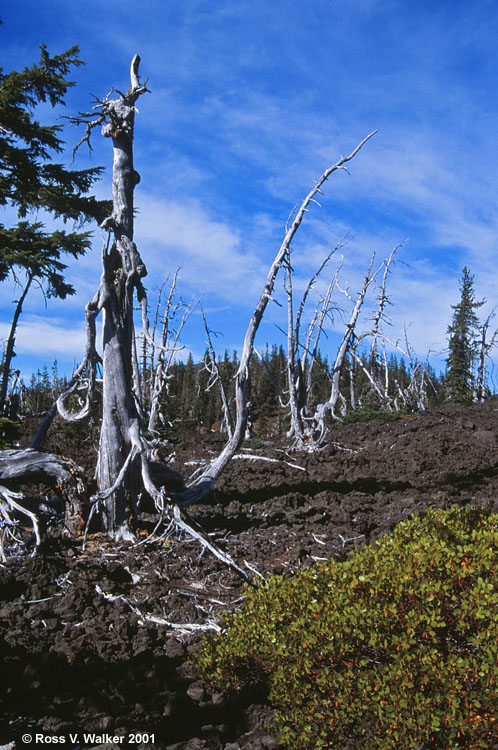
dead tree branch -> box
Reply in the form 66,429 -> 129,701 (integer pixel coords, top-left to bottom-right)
0,449 -> 87,555
312,253 -> 382,441
173,131 -> 377,505
200,307 -> 234,438
475,309 -> 498,402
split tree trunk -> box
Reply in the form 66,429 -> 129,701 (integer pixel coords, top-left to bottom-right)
95,58 -> 147,540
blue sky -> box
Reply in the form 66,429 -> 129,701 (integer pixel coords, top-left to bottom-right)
2,0 -> 498,384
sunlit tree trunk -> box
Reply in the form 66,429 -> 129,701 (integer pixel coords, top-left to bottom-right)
95,58 -> 147,539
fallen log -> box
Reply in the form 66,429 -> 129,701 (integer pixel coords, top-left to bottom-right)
0,449 -> 87,550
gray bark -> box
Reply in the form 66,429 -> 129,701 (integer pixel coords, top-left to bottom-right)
0,273 -> 33,415
0,448 -> 87,542
176,132 -> 377,502
474,310 -> 498,402
147,270 -> 184,436
63,56 -> 150,539
313,256 -> 380,438
96,59 -> 148,540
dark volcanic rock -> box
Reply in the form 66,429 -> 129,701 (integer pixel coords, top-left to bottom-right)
2,401 -> 498,748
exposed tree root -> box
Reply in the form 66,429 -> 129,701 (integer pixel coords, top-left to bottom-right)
0,449 -> 87,558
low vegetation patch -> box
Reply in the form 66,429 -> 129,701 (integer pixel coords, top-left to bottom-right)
340,405 -> 407,424
196,505 -> 498,749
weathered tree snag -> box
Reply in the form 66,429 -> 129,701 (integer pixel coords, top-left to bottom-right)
0,449 -> 87,551
347,244 -> 401,412
200,306 -> 234,439
284,259 -> 306,447
312,254 -> 381,440
369,245 -> 399,367
475,310 -> 498,402
64,56 -> 150,540
175,132 -> 377,505
285,241 -> 347,447
147,269 -> 193,437
95,60 -> 149,539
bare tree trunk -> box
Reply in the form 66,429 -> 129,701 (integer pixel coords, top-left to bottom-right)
5,369 -> 20,418
285,244 -> 343,445
302,257 -> 343,417
200,307 -> 234,439
348,352 -> 357,410
174,132 -> 376,504
148,272 -> 177,434
369,246 -> 399,365
313,255 -> 380,439
474,310 -> 498,402
285,262 -> 306,446
95,60 -> 148,540
60,56 -> 150,539
0,273 -> 33,415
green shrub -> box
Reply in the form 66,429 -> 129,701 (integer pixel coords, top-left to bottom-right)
242,437 -> 266,449
195,505 -> 498,749
340,406 -> 406,424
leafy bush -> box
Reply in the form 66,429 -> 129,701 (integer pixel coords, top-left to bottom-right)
242,437 -> 266,449
196,505 -> 498,749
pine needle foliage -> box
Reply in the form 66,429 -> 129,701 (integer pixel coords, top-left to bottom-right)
446,268 -> 484,402
0,45 -> 110,413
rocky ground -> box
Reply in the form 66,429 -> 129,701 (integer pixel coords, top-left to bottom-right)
1,401 -> 498,749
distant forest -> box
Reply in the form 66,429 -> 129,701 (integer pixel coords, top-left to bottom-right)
15,346 -> 445,442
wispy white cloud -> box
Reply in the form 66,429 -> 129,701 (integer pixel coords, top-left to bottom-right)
0,316 -> 87,360
135,195 -> 268,302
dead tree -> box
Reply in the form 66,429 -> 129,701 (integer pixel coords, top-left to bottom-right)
311,254 -> 382,440
146,270 -> 194,437
346,245 -> 401,411
384,328 -> 437,411
200,307 -> 234,439
301,255 -> 344,421
368,245 -> 400,371
284,257 -> 306,447
284,242 -> 345,447
54,56 -> 151,540
474,310 -> 498,402
175,130 -> 377,505
0,273 -> 34,416
0,449 -> 86,558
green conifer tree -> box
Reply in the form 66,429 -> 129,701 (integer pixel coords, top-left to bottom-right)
0,45 -> 109,414
445,267 -> 484,402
